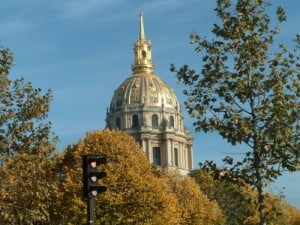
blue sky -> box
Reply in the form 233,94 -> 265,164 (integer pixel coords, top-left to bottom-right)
1,0 -> 299,208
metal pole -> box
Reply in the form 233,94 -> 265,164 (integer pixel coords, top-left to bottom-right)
87,197 -> 94,225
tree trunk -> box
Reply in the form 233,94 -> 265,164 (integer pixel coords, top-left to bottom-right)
251,90 -> 267,225
257,180 -> 266,225
254,145 -> 267,225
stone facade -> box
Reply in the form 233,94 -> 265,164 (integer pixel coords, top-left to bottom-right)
106,13 -> 193,175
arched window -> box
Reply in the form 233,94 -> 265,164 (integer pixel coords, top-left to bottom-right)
169,116 -> 174,128
152,114 -> 159,128
153,147 -> 161,166
142,50 -> 147,59
174,148 -> 179,167
116,117 -> 121,129
132,114 -> 139,128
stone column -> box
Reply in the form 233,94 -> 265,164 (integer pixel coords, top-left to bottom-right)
183,148 -> 186,169
179,142 -> 182,169
161,140 -> 166,167
188,145 -> 194,170
171,139 -> 174,166
147,139 -> 152,164
141,139 -> 146,153
166,138 -> 173,167
182,143 -> 185,168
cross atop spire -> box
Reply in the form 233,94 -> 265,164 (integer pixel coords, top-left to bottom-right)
139,12 -> 145,40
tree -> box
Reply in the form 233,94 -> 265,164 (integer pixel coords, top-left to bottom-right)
161,170 -> 225,225
191,169 -> 300,225
282,203 -> 300,225
0,47 -> 58,224
171,1 -> 300,224
0,150 -> 58,225
53,130 -> 181,225
191,169 -> 258,225
0,47 -> 54,159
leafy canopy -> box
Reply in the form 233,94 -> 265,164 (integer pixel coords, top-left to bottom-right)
161,170 -> 225,225
171,0 -> 299,224
0,47 -> 55,159
53,130 -> 182,225
0,47 -> 57,224
191,169 -> 300,225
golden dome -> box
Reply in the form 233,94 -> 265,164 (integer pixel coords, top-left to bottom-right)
109,72 -> 180,112
109,13 -> 180,113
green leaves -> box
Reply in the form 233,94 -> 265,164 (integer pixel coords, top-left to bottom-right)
191,168 -> 300,225
276,7 -> 286,22
0,48 -> 13,76
173,0 -> 299,181
0,47 -> 55,158
0,46 -> 58,224
172,1 -> 299,224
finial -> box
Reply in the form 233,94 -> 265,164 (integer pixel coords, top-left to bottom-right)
139,12 -> 145,40
132,12 -> 154,75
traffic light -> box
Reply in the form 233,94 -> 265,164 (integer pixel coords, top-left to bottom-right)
82,155 -> 107,198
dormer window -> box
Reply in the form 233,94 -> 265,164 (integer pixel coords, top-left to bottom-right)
152,114 -> 159,128
169,116 -> 174,128
132,114 -> 139,128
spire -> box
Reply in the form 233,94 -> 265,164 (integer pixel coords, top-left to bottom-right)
139,12 -> 145,40
132,13 -> 154,75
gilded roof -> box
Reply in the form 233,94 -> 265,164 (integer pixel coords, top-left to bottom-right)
110,72 -> 180,111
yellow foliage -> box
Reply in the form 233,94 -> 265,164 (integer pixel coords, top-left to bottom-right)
283,203 -> 300,225
264,195 -> 300,225
191,169 -> 300,225
0,150 -> 58,225
53,129 -> 181,225
161,170 -> 225,225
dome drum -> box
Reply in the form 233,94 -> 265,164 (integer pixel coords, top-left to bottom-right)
106,13 -> 193,175
107,107 -> 185,131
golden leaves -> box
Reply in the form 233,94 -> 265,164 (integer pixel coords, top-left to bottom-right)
54,130 -> 181,225
0,148 -> 58,224
162,170 -> 225,225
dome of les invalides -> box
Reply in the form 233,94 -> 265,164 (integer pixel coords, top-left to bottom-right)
106,13 -> 193,175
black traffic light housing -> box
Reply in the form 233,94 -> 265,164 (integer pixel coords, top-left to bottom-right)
82,155 -> 107,198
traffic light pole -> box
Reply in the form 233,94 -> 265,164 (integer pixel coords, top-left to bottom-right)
87,197 -> 94,225
82,155 -> 107,225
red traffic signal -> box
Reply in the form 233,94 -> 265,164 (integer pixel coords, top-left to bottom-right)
87,156 -> 106,167
82,155 -> 107,198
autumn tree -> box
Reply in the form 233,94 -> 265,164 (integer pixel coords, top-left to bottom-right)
191,169 -> 258,225
0,47 -> 57,224
171,1 -> 300,224
0,150 -> 58,224
53,130 -> 181,225
282,203 -> 300,225
161,170 -> 225,225
0,47 -> 54,159
191,169 -> 300,225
